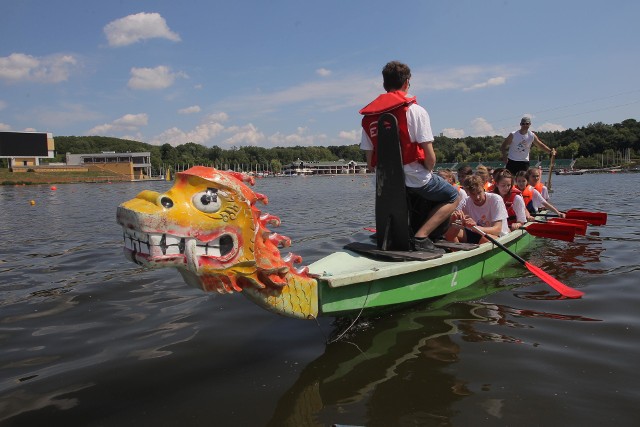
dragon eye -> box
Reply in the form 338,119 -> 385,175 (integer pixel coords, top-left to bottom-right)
192,188 -> 222,213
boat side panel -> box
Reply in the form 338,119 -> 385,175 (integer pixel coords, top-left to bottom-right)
319,233 -> 534,316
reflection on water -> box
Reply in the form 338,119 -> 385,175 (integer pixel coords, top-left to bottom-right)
268,297 -> 602,427
1,174 -> 640,426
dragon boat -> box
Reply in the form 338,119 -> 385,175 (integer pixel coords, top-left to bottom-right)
116,165 -> 538,320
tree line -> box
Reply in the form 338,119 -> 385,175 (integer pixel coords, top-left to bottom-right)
45,118 -> 639,172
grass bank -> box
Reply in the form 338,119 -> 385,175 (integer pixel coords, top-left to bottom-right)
0,169 -> 128,185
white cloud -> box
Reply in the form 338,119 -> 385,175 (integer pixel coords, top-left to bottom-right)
23,127 -> 37,132
338,129 -> 359,142
104,12 -> 181,47
211,74 -> 377,117
268,127 -> 327,147
413,65 -> 517,92
442,128 -> 465,138
0,123 -> 11,131
88,113 -> 148,135
0,100 -> 6,110
204,112 -> 229,123
470,117 -> 497,136
209,64 -> 520,121
0,53 -> 78,83
463,76 -> 507,91
178,105 -> 201,114
316,68 -> 332,77
536,122 -> 566,132
150,121 -> 225,146
222,124 -> 265,146
128,66 -> 184,90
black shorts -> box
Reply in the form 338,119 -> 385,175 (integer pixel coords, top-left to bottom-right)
506,159 -> 530,176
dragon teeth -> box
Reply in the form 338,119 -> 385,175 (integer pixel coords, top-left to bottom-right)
122,228 -> 232,259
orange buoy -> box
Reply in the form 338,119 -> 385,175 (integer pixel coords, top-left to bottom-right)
50,186 -> 57,191
30,200 -> 36,205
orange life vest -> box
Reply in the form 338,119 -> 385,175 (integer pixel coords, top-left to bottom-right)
534,182 -> 544,194
521,185 -> 536,214
360,91 -> 425,167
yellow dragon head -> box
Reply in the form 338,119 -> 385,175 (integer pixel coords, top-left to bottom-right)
116,166 -> 318,319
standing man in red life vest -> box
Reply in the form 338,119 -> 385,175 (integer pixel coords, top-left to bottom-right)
359,61 -> 460,252
501,116 -> 556,176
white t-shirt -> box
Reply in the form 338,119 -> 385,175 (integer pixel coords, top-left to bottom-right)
507,130 -> 535,162
530,187 -> 547,211
360,100 -> 434,188
462,192 -> 509,236
511,194 -> 528,223
540,185 -> 549,200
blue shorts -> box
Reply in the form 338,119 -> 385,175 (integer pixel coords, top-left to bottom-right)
407,174 -> 459,204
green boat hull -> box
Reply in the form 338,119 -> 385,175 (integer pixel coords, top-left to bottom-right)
310,230 -> 535,317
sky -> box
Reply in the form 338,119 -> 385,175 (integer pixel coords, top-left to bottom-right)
1,0 -> 639,149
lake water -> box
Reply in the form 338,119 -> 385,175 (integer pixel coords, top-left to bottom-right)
0,172 -> 638,426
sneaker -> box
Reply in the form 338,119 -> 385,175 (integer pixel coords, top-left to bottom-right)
413,236 -> 436,252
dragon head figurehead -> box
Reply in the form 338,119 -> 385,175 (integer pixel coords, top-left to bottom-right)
116,166 -> 318,319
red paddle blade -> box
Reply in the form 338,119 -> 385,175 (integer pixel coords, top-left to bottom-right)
525,222 -> 575,242
566,209 -> 607,226
525,261 -> 584,298
548,218 -> 588,235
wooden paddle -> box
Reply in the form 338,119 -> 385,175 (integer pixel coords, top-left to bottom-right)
469,226 -> 584,298
524,222 -> 576,242
546,150 -> 556,192
539,209 -> 607,226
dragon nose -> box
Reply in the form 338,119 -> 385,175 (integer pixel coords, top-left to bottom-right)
134,190 -> 174,209
160,196 -> 174,208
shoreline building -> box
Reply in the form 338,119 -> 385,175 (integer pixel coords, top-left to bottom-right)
282,159 -> 367,175
66,152 -> 152,180
0,131 -> 55,168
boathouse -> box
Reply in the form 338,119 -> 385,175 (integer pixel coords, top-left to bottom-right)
282,159 -> 368,175
66,152 -> 152,180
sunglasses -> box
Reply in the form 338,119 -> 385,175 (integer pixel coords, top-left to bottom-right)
520,122 -> 531,126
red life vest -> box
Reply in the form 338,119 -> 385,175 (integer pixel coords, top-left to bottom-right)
501,187 -> 522,224
360,91 -> 425,167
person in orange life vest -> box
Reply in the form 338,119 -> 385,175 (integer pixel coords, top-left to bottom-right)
492,170 -> 527,231
514,171 -> 565,220
360,61 -> 459,252
445,175 -> 508,244
525,167 -> 550,200
501,116 -> 556,176
475,165 -> 492,191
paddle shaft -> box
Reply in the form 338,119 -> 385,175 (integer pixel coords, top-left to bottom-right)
470,226 -> 526,266
469,226 -> 583,298
547,151 -> 556,191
